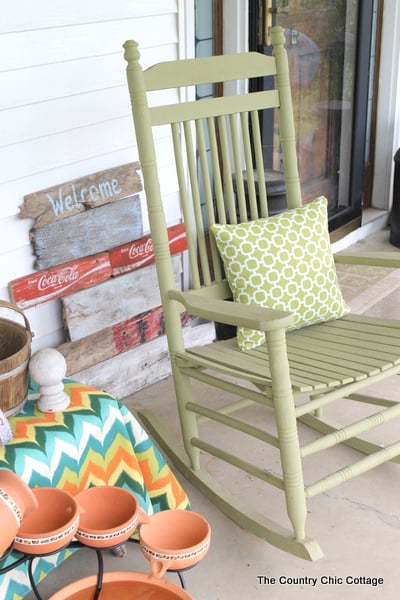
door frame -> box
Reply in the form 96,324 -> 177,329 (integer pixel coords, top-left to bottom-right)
220,0 -> 400,217
372,0 -> 400,211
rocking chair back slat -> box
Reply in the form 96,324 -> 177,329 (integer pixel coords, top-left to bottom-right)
250,110 -> 269,218
149,90 -> 280,126
143,51 -> 278,90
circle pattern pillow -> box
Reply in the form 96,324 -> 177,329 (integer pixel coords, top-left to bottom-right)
211,196 -> 349,350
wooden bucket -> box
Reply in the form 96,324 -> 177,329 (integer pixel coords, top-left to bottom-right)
0,300 -> 33,416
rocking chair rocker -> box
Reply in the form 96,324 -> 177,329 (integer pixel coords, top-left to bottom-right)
123,26 -> 400,560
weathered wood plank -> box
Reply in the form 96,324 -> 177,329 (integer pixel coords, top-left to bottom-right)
58,306 -> 164,373
68,321 -> 215,399
110,223 -> 187,275
62,256 -> 182,341
8,253 -> 112,309
57,305 -> 196,374
31,195 -> 143,270
19,162 -> 141,227
113,306 -> 165,354
58,327 -> 115,374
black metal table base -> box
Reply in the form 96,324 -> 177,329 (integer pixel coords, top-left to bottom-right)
1,538 -> 192,600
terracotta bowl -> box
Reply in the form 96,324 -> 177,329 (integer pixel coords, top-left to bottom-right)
48,571 -> 194,600
139,509 -> 211,578
75,485 -> 149,548
0,470 -> 38,557
14,487 -> 80,555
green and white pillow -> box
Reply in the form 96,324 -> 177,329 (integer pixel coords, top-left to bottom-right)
211,196 -> 349,350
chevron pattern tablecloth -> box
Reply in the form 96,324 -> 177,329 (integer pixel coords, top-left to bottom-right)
0,379 -> 190,600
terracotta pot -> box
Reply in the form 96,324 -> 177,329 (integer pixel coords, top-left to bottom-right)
75,486 -> 150,548
139,509 -> 211,578
14,487 -> 80,555
0,470 -> 38,557
48,571 -> 194,600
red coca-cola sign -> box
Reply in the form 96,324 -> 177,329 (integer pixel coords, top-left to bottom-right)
127,237 -> 154,261
110,223 -> 187,275
37,266 -> 80,291
9,253 -> 112,309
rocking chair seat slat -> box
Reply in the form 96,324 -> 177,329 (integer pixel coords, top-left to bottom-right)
181,314 -> 400,395
287,334 -> 400,367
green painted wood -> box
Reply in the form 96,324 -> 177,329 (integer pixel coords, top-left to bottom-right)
181,365 -> 272,405
149,90 -> 280,126
143,51 -> 277,90
299,412 -> 400,464
168,289 -> 293,331
124,25 -> 400,560
191,437 -> 284,489
176,354 -> 272,388
181,313 -> 400,393
186,401 -> 280,448
301,401 -> 400,457
294,365 -> 400,418
138,409 -> 323,561
335,251 -> 400,268
305,439 -> 400,498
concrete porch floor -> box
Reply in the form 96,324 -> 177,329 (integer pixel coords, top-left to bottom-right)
29,228 -> 400,600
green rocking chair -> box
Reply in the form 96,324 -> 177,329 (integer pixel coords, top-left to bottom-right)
123,26 -> 400,560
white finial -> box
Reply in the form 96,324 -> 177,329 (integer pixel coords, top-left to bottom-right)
0,409 -> 13,444
29,349 -> 70,413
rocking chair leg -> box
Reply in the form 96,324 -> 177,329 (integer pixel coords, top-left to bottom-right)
171,361 -> 201,470
267,329 -> 308,543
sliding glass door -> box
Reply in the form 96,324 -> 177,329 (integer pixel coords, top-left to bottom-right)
249,0 -> 377,232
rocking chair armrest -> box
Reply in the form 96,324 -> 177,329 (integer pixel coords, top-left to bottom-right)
168,289 -> 294,332
334,251 -> 400,269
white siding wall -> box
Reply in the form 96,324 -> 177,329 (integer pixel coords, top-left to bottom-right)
0,0 -> 191,350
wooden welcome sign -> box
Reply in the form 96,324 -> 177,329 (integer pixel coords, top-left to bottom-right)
31,196 -> 143,270
10,162 -> 196,393
20,162 -> 142,227
19,162 -> 143,270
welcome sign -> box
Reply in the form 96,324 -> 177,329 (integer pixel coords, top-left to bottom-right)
19,162 -> 142,227
10,161 -> 194,390
45,177 -> 123,216
18,163 -> 143,270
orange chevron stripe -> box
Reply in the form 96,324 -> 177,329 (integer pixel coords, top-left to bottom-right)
79,463 -> 111,490
136,451 -> 189,508
104,434 -> 142,467
135,445 -> 173,483
103,443 -> 145,487
106,461 -> 144,488
56,471 -> 80,496
65,383 -> 104,409
80,449 -> 104,469
79,451 -> 145,489
9,412 -> 62,443
79,453 -> 108,489
137,453 -> 170,486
